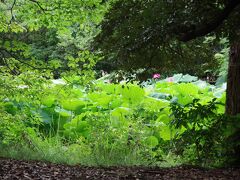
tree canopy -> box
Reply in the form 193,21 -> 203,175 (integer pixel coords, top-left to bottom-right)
95,0 -> 240,74
0,0 -> 109,79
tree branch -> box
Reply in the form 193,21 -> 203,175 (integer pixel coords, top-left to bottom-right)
28,0 -> 46,12
0,47 -> 54,71
179,0 -> 240,41
10,0 -> 17,23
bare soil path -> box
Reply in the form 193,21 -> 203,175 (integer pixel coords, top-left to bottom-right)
0,158 -> 239,179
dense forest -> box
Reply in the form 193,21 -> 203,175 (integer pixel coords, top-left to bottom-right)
0,0 -> 240,174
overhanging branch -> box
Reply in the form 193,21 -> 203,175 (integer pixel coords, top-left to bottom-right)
179,0 -> 240,41
28,0 -> 48,12
0,47 -> 54,71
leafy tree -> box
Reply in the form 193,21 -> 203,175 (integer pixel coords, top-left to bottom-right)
95,1 -> 225,76
0,0 -> 108,77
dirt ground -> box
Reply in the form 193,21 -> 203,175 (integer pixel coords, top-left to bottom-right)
0,158 -> 239,179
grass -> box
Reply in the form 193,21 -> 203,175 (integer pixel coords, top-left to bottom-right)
0,133 -> 182,167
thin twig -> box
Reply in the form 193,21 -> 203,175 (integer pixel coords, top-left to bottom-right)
10,0 -> 17,24
28,0 -> 47,12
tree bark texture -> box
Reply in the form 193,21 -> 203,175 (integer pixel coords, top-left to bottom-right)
226,40 -> 240,115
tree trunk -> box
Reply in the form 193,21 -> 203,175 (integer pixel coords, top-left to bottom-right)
226,40 -> 240,115
225,33 -> 240,166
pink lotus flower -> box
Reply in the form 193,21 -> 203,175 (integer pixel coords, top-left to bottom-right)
153,73 -> 161,79
167,77 -> 174,82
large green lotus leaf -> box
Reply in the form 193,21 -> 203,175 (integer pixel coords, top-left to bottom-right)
53,118 -> 69,130
154,115 -> 172,141
169,73 -> 198,83
63,128 -> 78,139
142,97 -> 169,112
110,107 -> 131,127
39,107 -> 56,124
199,87 -> 212,95
177,95 -> 194,105
95,95 -> 113,108
61,99 -> 86,111
96,83 -> 120,94
193,80 -> 209,89
145,136 -> 159,148
155,81 -> 171,89
53,108 -> 72,129
179,74 -> 198,82
109,97 -> 122,109
143,85 -> 155,96
172,73 -> 183,83
156,88 -> 177,96
155,82 -> 177,95
160,106 -> 172,115
215,75 -> 227,87
87,92 -> 105,100
88,92 -> 110,102
198,95 -> 214,105
213,88 -> 225,98
54,88 -> 68,98
69,114 -> 85,125
154,118 -> 178,141
70,88 -> 84,97
149,92 -> 170,100
120,85 -> 145,104
121,101 -> 132,107
64,123 -> 73,130
155,82 -> 175,95
54,107 -> 72,117
63,114 -> 90,138
174,83 -> 199,96
82,105 -> 98,112
41,96 -> 55,107
88,92 -> 115,108
39,107 -> 70,130
159,124 -> 172,141
156,114 -> 171,124
111,107 -> 131,117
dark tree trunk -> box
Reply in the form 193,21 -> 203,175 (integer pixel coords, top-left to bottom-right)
226,40 -> 240,115
225,32 -> 240,166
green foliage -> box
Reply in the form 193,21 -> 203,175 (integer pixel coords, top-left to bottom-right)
170,98 -> 240,166
0,0 -> 238,167
0,72 -> 230,166
94,0 -> 238,75
0,0 -> 110,79
170,98 -> 223,164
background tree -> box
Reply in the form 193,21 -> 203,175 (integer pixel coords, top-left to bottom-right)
0,0 -> 108,79
95,1 -> 226,77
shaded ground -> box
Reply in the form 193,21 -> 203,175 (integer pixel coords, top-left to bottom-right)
0,158 -> 239,179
